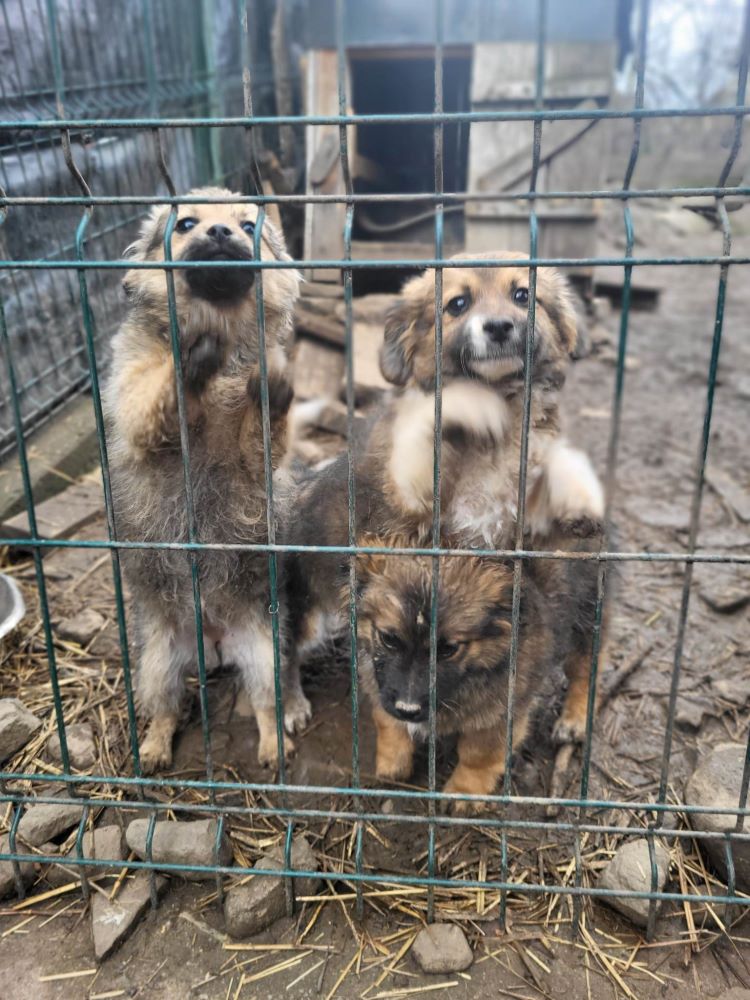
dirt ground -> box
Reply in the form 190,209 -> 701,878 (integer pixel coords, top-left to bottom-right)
1,199 -> 749,999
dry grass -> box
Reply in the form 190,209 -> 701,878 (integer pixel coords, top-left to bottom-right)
1,534 -> 749,999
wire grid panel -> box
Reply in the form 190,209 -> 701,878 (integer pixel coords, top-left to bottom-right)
0,0 -> 748,941
0,0 -> 251,455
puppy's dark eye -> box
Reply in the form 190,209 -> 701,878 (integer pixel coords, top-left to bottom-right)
378,630 -> 401,651
437,639 -> 460,659
446,294 -> 470,317
241,220 -> 256,236
176,217 -> 198,233
513,287 -> 529,305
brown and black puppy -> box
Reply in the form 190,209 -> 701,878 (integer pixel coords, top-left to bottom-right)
104,186 -> 310,773
376,251 -> 604,547
286,454 -> 607,798
354,543 -> 603,810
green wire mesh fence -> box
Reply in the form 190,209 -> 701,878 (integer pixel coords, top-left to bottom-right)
0,0 -> 749,949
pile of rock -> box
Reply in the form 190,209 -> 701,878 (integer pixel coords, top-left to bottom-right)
597,742 -> 749,930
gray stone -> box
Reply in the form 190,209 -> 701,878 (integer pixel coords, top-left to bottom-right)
699,582 -> 750,614
685,743 -> 750,892
46,825 -> 125,887
712,675 -> 750,708
57,608 -> 106,646
598,838 -> 671,928
18,801 -> 84,847
411,924 -> 473,974
46,722 -> 97,770
126,818 -> 232,880
625,498 -> 689,532
224,835 -> 320,939
697,562 -> 750,615
0,699 -> 42,763
0,573 -> 25,639
91,873 -> 166,961
0,834 -> 36,900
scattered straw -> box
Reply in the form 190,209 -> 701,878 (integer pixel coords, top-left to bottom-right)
324,941 -> 362,1000
38,969 -> 97,982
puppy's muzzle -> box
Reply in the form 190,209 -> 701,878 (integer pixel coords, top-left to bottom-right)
393,698 -> 428,722
483,318 -> 515,346
182,233 -> 255,305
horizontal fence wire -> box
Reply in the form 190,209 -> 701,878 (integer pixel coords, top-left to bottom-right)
0,0 -> 749,947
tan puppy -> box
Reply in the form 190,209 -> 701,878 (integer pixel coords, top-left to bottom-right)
104,187 -> 310,773
377,251 -> 604,547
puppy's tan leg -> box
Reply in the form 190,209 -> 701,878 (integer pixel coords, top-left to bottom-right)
222,619 -> 297,768
140,712 -> 179,774
553,646 -> 601,745
112,338 -> 220,459
443,728 -> 507,814
372,704 -> 414,782
136,618 -> 193,774
528,441 -> 604,538
444,710 -> 532,814
110,345 -> 180,458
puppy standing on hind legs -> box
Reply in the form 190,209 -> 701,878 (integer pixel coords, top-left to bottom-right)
104,187 -> 310,774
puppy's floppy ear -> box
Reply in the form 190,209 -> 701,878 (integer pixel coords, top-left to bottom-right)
355,532 -> 389,582
120,206 -> 170,298
380,300 -> 416,386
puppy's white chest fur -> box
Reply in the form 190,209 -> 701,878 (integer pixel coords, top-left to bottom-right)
447,433 -> 550,547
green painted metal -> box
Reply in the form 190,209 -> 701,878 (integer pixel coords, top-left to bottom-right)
0,0 -> 748,935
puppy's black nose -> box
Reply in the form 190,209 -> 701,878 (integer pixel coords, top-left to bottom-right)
484,318 -> 515,344
207,224 -> 233,242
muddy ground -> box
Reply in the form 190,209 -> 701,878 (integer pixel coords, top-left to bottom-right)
0,200 -> 749,998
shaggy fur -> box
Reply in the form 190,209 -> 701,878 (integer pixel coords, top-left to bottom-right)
377,251 -> 604,547
104,187 -> 310,773
286,459 -> 608,806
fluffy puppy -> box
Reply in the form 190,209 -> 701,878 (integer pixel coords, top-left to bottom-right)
104,187 -> 310,773
357,549 -> 561,808
357,545 -> 604,808
376,251 -> 604,547
286,459 -> 607,794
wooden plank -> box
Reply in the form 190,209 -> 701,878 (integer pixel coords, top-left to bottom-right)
293,338 -> 345,400
301,280 -> 343,299
471,42 -> 615,103
303,50 -> 349,281
349,239 -> 461,261
295,302 -> 345,347
0,475 -> 104,545
466,101 -> 604,213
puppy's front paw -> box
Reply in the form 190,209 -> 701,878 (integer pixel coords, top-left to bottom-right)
284,692 -> 312,735
247,368 -> 294,419
442,773 -> 493,815
375,744 -> 414,783
139,733 -> 173,775
552,712 -> 587,745
183,331 -> 225,393
258,731 -> 296,768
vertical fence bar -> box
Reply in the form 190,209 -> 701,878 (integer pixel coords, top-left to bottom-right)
335,0 -> 363,921
154,140 -> 214,786
426,0 -> 445,925
655,0 -> 750,817
238,0 -> 293,913
499,0 -> 546,933
58,117 -> 144,786
580,0 -> 652,939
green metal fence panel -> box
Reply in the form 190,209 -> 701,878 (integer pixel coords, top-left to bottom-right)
0,0 -> 749,946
